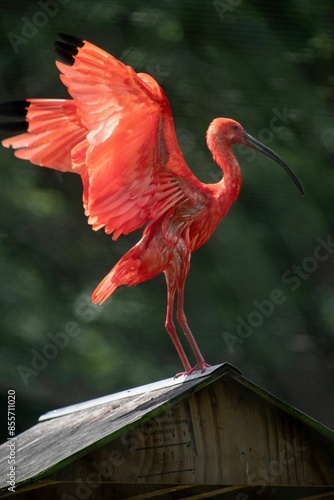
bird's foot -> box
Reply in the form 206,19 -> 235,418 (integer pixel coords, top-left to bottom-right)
174,361 -> 211,378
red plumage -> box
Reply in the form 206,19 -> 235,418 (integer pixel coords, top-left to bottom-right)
1,35 -> 303,375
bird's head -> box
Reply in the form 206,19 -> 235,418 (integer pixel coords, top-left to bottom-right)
207,118 -> 304,195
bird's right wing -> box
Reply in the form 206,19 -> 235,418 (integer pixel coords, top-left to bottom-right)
55,35 -> 202,239
1,99 -> 86,172
1,35 -> 204,240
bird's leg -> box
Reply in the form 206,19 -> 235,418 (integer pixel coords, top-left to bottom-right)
176,282 -> 211,374
164,270 -> 192,374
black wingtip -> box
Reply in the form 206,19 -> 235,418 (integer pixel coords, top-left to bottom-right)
58,33 -> 84,46
0,100 -> 30,131
55,34 -> 84,66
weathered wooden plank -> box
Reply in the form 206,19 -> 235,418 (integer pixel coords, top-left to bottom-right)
51,376 -> 334,488
169,485 -> 245,499
39,364 -> 228,421
229,371 -> 334,443
0,364 -> 233,491
124,484 -> 195,499
2,483 -> 333,499
0,362 -> 333,499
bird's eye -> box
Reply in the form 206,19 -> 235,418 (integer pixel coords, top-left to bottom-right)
233,124 -> 238,131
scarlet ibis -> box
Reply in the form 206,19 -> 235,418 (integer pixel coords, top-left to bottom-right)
0,34 -> 303,375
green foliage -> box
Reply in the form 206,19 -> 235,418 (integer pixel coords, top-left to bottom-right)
0,0 -> 333,438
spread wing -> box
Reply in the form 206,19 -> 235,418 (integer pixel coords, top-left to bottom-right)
1,99 -> 86,171
55,34 -> 201,239
1,34 -> 202,239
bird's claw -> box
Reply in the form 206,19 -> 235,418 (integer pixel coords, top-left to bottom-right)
174,361 -> 211,378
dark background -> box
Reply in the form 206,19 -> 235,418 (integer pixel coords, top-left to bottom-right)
0,0 -> 333,442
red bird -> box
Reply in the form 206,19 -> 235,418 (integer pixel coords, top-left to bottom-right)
0,34 -> 303,375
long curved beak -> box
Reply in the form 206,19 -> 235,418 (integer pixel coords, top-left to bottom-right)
244,132 -> 304,195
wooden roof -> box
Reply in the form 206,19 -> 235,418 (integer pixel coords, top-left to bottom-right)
0,363 -> 333,498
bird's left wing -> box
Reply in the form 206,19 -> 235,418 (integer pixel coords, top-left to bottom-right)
55,34 -> 201,239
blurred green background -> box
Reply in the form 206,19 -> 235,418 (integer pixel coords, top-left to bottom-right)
0,0 -> 333,441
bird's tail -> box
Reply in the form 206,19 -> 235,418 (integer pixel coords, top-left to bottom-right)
92,222 -> 170,305
92,249 -> 142,305
91,269 -> 120,305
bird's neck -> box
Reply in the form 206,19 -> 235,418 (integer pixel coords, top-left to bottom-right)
210,139 -> 242,206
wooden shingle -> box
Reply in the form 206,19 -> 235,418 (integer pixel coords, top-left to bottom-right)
0,363 -> 333,499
